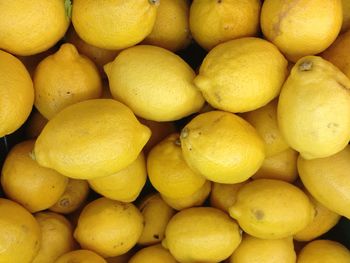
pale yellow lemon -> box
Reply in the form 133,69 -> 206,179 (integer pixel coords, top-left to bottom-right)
194,37 -> 288,113
34,99 -> 151,179
180,111 -> 265,184
129,244 -> 178,263
55,250 -> 107,263
104,45 -> 204,121
278,56 -> 350,160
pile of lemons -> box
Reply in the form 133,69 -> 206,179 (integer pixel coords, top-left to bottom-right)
1,0 -> 350,262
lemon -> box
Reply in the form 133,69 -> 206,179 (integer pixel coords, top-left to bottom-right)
161,181 -> 212,211
143,0 -> 190,51
89,153 -> 147,202
261,0 -> 342,62
163,207 -> 242,262
342,0 -> 350,32
297,145 -> 350,219
55,250 -> 107,263
229,234 -> 296,263
34,99 -> 151,180
0,0 -> 70,55
180,111 -> 265,184
50,179 -> 89,214
34,43 -> 102,120
194,37 -> 288,113
190,0 -> 261,51
294,188 -> 341,242
278,56 -> 350,160
74,198 -> 144,257
210,181 -> 247,213
129,244 -> 177,263
104,45 -> 204,121
229,179 -> 315,239
137,193 -> 175,246
72,0 -> 159,50
32,212 -> 76,263
252,148 -> 298,183
1,140 -> 68,213
0,198 -> 41,263
297,240 -> 350,263
25,110 -> 48,139
147,134 -> 206,198
242,99 -> 289,157
0,50 -> 34,137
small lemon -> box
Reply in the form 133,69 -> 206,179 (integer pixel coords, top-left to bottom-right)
163,207 -> 242,262
72,0 -> 159,50
1,140 -> 68,213
147,134 -> 206,199
252,148 -> 298,183
229,234 -> 296,263
32,212 -> 76,263
34,43 -> 102,120
190,0 -> 261,50
297,240 -> 350,263
137,193 -> 175,246
0,198 -> 41,263
229,179 -> 315,239
194,37 -> 288,113
161,181 -> 212,211
278,56 -> 350,160
34,99 -> 151,179
0,0 -> 70,55
89,153 -> 147,202
129,244 -> 177,263
180,111 -> 265,184
0,50 -> 34,137
342,0 -> 350,32
50,179 -> 89,214
242,99 -> 289,157
25,110 -> 48,139
261,0 -> 342,62
143,0 -> 191,51
54,250 -> 106,263
297,145 -> 350,219
74,198 -> 144,257
104,45 -> 204,121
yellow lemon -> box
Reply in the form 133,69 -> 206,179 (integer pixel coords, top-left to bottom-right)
72,0 -> 159,50
1,140 -> 68,213
242,99 -> 289,157
161,181 -> 212,211
294,188 -> 341,242
0,198 -> 41,263
297,240 -> 350,263
104,45 -> 204,121
129,244 -> 177,263
261,0 -> 342,62
0,50 -> 34,137
229,179 -> 315,239
278,56 -> 350,160
88,153 -> 147,202
137,193 -> 175,246
55,250 -> 107,263
34,43 -> 102,120
180,111 -> 265,184
0,0 -> 70,55
147,134 -> 206,198
210,181 -> 247,213
194,37 -> 288,113
143,0 -> 191,51
25,110 -> 48,139
34,99 -> 151,179
342,0 -> 350,32
74,198 -> 144,257
50,179 -> 90,214
297,145 -> 350,219
189,0 -> 261,50
163,207 -> 241,262
32,212 -> 76,263
252,148 -> 299,183
229,234 -> 296,263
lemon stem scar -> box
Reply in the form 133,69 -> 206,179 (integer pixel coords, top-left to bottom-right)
149,0 -> 160,5
65,0 -> 72,20
299,60 -> 313,71
180,128 -> 189,139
